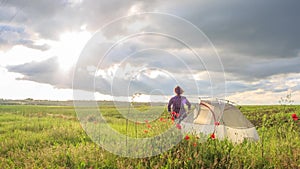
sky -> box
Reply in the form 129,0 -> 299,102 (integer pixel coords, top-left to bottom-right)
0,0 -> 300,105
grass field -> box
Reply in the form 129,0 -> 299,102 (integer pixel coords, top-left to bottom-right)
0,103 -> 299,168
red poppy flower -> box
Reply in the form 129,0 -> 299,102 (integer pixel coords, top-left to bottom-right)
147,124 -> 152,128
176,124 -> 182,130
193,142 -> 197,147
171,111 -> 176,115
210,133 -> 215,139
144,130 -> 148,133
214,121 -> 220,126
145,120 -> 149,123
171,117 -> 175,121
160,117 -> 164,121
185,135 -> 190,140
292,113 -> 298,121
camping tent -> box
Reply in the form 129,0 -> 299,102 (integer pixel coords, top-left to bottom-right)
181,99 -> 259,143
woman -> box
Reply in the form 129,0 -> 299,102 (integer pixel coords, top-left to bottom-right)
168,86 -> 191,122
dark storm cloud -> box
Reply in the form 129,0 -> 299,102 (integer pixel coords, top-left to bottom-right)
224,55 -> 300,81
160,0 -> 300,58
153,0 -> 300,80
88,0 -> 300,80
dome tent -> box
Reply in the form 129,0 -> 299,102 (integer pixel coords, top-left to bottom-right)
180,99 -> 259,143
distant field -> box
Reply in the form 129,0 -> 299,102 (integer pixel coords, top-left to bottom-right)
0,103 -> 299,168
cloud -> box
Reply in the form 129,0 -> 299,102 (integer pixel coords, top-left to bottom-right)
2,0 -> 300,103
71,24 -> 226,97
0,24 -> 50,51
74,62 -> 213,97
222,55 -> 300,81
225,73 -> 300,100
1,0 -> 159,39
159,0 -> 300,58
6,57 -> 71,88
150,0 -> 300,81
1,0 -> 142,52
227,89 -> 300,105
6,54 -> 217,98
3,0 -> 300,60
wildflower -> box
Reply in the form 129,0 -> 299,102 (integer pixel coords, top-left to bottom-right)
185,135 -> 190,140
193,142 -> 197,147
214,121 -> 220,126
147,124 -> 152,128
144,130 -> 148,133
292,113 -> 298,121
210,133 -> 215,139
160,117 -> 164,122
176,123 -> 182,130
171,111 -> 180,118
171,117 -> 175,121
145,120 -> 149,123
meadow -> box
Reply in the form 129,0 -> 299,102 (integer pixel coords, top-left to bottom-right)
0,102 -> 299,168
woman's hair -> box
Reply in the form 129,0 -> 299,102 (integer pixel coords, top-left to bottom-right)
174,86 -> 184,95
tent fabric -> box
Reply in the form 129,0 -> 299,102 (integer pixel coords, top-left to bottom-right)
222,104 -> 254,128
193,106 -> 212,124
181,100 -> 259,143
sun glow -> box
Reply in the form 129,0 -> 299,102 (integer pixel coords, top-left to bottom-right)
50,30 -> 92,71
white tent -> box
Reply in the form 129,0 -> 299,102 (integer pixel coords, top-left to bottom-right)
181,99 -> 259,143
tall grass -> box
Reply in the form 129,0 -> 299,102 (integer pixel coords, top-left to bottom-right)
0,105 -> 299,168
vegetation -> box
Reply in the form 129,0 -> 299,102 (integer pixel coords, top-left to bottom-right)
0,104 -> 299,168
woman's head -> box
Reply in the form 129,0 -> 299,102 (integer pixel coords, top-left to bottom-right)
174,86 -> 184,95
